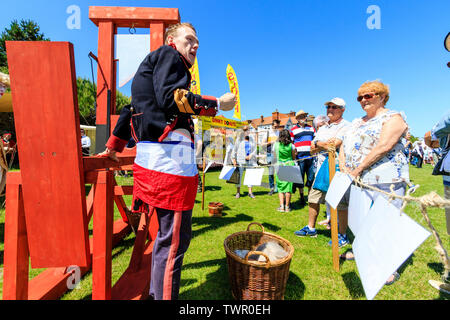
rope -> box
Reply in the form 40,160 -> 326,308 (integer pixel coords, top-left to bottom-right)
196,151 -> 329,169
353,177 -> 450,209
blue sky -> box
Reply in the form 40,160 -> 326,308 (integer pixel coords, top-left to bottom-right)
1,0 -> 449,137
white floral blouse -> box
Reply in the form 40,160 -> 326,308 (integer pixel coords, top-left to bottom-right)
339,109 -> 409,184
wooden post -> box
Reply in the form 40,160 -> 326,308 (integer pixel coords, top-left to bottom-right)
3,172 -> 29,300
92,170 -> 114,300
328,151 -> 340,272
95,21 -> 115,154
202,154 -> 206,211
150,22 -> 165,51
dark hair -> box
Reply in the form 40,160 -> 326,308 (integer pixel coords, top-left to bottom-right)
278,129 -> 291,146
244,135 -> 249,140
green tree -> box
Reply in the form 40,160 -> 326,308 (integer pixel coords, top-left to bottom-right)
0,19 -> 49,74
0,19 -> 49,149
76,77 -> 131,126
77,77 -> 97,126
116,90 -> 132,114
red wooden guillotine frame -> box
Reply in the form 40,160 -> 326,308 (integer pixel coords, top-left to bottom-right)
91,6 -> 180,154
2,6 -> 180,300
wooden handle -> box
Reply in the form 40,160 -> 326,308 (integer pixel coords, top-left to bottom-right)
246,222 -> 264,233
244,251 -> 271,268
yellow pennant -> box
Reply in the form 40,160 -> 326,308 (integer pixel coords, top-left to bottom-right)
189,57 -> 201,95
226,64 -> 241,120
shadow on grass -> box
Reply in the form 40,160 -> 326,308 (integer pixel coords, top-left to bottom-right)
204,185 -> 222,191
398,254 -> 414,274
428,263 -> 450,299
342,271 -> 365,299
290,201 -> 307,210
66,234 -> 137,301
283,271 -> 305,299
316,228 -> 331,238
180,258 -> 304,300
250,191 -> 270,196
428,262 -> 445,276
111,236 -> 136,260
192,213 -> 253,238
180,258 -> 233,300
261,222 -> 281,233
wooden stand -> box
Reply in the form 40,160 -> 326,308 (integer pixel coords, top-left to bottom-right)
327,151 -> 340,272
202,155 -> 206,211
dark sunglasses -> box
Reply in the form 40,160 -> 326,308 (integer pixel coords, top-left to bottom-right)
326,105 -> 341,110
357,93 -> 377,102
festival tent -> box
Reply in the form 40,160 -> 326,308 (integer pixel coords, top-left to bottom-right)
0,74 -> 13,195
196,115 -> 246,165
0,92 -> 13,112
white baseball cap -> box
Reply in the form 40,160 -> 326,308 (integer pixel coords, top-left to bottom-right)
324,97 -> 346,108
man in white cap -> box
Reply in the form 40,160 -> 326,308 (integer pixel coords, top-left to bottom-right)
295,97 -> 350,246
290,109 -> 316,206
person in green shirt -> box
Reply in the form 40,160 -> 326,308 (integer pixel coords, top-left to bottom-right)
274,129 -> 297,212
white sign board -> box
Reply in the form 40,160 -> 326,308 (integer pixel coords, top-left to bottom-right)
204,161 -> 214,174
243,168 -> 265,186
276,165 -> 304,184
219,166 -> 236,180
348,185 -> 373,236
325,171 -> 353,209
352,196 -> 430,300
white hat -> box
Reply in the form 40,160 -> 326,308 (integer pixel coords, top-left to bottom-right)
324,97 -> 346,108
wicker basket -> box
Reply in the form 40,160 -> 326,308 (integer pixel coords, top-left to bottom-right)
223,222 -> 294,300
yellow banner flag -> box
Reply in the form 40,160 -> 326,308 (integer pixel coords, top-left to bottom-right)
189,57 -> 201,95
226,64 -> 241,120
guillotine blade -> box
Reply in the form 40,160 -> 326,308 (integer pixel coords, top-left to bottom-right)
6,41 -> 91,268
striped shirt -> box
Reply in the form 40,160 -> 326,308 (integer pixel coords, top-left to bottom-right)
290,124 -> 315,158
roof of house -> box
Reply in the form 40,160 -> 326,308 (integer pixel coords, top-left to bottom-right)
247,111 -> 299,128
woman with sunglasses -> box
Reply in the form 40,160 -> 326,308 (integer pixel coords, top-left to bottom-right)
336,80 -> 410,286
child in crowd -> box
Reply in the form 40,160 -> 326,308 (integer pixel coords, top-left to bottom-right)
274,129 -> 297,212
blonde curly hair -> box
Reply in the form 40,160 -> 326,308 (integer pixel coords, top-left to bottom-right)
358,80 -> 390,104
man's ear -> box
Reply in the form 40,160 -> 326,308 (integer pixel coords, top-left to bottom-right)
166,35 -> 174,45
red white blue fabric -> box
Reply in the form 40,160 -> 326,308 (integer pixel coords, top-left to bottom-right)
133,129 -> 198,211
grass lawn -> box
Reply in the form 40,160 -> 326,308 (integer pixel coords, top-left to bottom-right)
0,164 -> 449,300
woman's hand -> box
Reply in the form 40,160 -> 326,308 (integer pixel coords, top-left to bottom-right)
218,93 -> 237,111
348,167 -> 362,179
97,148 -> 119,162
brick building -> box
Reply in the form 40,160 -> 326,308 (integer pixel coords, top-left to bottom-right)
247,110 -> 296,132
247,109 -> 316,133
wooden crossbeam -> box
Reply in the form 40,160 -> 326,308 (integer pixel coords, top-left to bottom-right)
89,6 -> 180,28
83,155 -> 135,172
